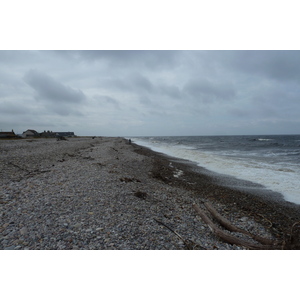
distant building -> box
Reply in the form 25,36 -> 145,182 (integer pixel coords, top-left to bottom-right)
0,130 -> 17,138
19,129 -> 75,138
55,132 -> 75,137
40,130 -> 56,138
22,129 -> 39,138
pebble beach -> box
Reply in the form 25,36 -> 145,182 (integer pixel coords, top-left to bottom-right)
1,137 -> 299,250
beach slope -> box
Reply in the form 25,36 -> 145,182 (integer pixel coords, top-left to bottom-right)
1,137 -> 299,249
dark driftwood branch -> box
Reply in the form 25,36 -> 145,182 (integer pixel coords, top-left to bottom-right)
193,204 -> 274,250
257,213 -> 273,228
8,162 -> 30,173
204,202 -> 278,246
289,221 -> 300,249
154,218 -> 206,250
154,218 -> 186,242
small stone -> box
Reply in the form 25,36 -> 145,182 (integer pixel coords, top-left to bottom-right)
20,227 -> 28,235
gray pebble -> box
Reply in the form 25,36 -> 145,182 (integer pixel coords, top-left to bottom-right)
20,227 -> 28,235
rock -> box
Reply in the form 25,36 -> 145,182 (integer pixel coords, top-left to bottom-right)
20,227 -> 28,235
3,223 -> 10,228
73,223 -> 81,229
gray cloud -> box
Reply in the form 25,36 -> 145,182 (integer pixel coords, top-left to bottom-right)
215,50 -> 300,82
1,50 -> 300,136
183,78 -> 236,103
139,96 -> 156,106
93,95 -> 120,109
0,101 -> 31,115
24,69 -> 86,104
99,77 -> 130,92
22,69 -> 86,116
68,50 -> 179,70
158,84 -> 182,99
130,73 -> 155,93
0,50 -> 40,66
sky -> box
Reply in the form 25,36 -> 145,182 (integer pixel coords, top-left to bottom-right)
1,50 -> 300,137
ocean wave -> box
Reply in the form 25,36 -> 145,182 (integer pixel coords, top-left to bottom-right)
257,138 -> 274,141
132,135 -> 300,204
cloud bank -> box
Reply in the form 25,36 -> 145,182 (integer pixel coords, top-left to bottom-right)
1,50 -> 300,136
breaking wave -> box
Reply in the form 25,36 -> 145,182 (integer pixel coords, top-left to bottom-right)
132,135 -> 300,205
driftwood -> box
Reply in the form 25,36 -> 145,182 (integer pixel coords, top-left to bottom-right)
8,162 -> 30,173
289,221 -> 300,249
154,218 -> 207,250
8,162 -> 51,178
193,203 -> 276,250
203,202 -> 278,246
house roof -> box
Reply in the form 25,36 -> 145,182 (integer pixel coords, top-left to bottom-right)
0,131 -> 17,137
23,129 -> 39,134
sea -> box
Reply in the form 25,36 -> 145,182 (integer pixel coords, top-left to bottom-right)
130,135 -> 300,205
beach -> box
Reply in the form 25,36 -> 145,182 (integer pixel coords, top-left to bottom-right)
1,137 -> 299,250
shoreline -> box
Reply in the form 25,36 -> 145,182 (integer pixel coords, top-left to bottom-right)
132,141 -> 300,241
1,137 -> 299,249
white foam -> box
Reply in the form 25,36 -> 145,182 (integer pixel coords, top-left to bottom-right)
257,138 -> 274,141
133,138 -> 300,205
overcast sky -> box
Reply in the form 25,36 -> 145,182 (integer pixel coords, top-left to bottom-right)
1,50 -> 300,136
